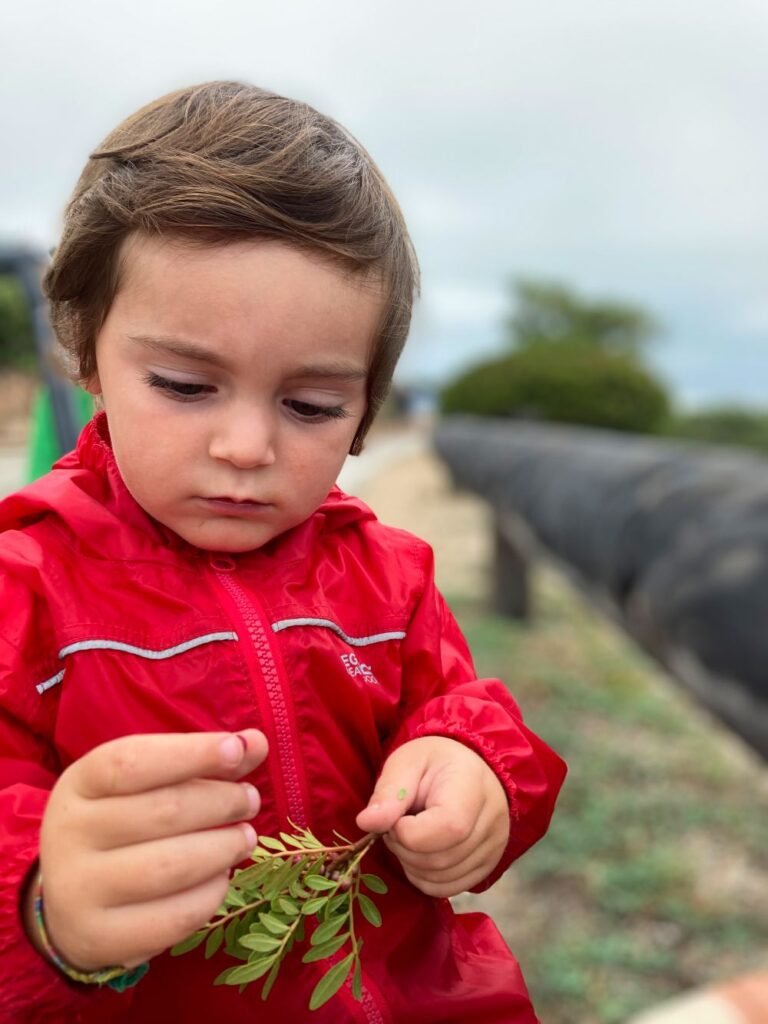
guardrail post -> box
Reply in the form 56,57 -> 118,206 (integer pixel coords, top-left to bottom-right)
493,513 -> 531,620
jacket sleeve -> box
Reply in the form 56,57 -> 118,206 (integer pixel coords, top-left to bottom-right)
386,542 -> 567,892
0,566 -> 126,1022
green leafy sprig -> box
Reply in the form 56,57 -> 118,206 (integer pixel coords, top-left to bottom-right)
171,823 -> 387,1011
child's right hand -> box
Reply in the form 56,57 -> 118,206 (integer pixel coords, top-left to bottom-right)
27,729 -> 267,972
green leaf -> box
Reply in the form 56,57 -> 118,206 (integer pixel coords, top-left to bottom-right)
170,929 -> 207,956
238,933 -> 283,953
224,916 -> 243,956
221,957 -> 277,985
259,836 -> 287,852
259,913 -> 290,935
301,896 -> 329,915
261,958 -> 281,1000
305,874 -> 338,892
360,873 -> 388,895
327,893 -> 349,916
311,915 -> 348,946
279,832 -> 308,849
204,925 -> 224,959
289,879 -> 312,899
352,956 -> 363,1000
309,953 -> 355,1011
277,897 -> 300,917
232,860 -> 272,889
293,826 -> 322,849
301,934 -> 349,963
357,893 -> 382,927
262,860 -> 294,900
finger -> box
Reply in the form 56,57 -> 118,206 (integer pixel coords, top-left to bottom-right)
387,801 -> 483,855
57,872 -> 232,970
402,865 -> 487,899
355,747 -> 429,835
358,770 -> 423,835
383,827 -> 483,872
84,778 -> 261,849
92,823 -> 257,906
73,729 -> 268,799
394,843 -> 493,886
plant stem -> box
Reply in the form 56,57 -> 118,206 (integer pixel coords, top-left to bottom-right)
202,896 -> 268,933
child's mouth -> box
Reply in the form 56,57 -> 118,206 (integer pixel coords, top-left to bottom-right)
201,496 -> 273,515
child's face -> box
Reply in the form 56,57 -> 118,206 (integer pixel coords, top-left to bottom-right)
87,235 -> 381,552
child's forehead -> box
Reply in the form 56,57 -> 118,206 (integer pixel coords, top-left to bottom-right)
106,232 -> 385,368
117,232 -> 384,298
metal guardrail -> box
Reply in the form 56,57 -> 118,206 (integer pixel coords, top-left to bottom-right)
434,416 -> 768,759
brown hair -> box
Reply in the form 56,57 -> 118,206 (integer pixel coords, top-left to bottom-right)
44,81 -> 419,453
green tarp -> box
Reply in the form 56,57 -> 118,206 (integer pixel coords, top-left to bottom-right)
27,387 -> 93,482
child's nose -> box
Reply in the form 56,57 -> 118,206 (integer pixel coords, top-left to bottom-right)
209,405 -> 277,469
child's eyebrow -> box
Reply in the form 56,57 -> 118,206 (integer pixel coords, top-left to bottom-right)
128,334 -> 368,381
129,334 -> 231,368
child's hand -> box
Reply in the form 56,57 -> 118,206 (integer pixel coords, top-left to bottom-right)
355,736 -> 509,897
29,729 -> 267,972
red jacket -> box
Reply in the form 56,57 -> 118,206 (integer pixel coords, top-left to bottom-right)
0,414 -> 565,1023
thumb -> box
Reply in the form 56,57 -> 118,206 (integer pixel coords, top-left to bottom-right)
355,745 -> 425,835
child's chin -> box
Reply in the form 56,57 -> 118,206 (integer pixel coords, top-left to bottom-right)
175,520 -> 275,554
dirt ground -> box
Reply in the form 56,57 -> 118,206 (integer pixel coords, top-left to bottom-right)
0,371 -> 36,446
356,448 -> 494,601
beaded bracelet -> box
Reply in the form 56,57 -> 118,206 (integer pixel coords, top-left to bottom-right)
32,872 -> 149,991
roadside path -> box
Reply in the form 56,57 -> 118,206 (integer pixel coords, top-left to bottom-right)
0,445 -> 25,497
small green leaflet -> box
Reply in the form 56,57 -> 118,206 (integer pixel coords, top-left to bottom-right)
204,926 -> 224,959
357,893 -> 382,927
239,933 -> 282,953
305,874 -> 338,891
309,953 -> 355,1011
301,934 -> 349,963
361,873 -> 388,894
170,930 -> 206,956
311,915 -> 349,946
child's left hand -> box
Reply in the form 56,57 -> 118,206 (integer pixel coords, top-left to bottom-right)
355,737 -> 510,897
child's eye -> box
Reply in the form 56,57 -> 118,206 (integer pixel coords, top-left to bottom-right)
285,399 -> 350,422
144,372 -> 213,400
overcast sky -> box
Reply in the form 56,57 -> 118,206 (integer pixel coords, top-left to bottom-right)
3,0 -> 768,405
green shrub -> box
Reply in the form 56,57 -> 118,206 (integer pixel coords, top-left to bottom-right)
440,342 -> 670,433
0,275 -> 35,369
663,406 -> 768,452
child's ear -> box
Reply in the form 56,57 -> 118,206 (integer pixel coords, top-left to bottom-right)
82,372 -> 102,397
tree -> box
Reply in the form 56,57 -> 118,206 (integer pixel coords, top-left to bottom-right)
507,279 -> 659,355
0,275 -> 35,369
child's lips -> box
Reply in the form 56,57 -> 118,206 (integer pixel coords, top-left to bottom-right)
200,496 -> 274,514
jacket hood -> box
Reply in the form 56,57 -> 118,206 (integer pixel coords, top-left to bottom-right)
0,412 -> 375,563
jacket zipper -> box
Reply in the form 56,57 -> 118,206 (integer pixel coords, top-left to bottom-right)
209,556 -> 388,1024
210,559 -> 305,825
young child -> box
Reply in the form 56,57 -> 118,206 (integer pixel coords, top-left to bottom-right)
0,82 -> 566,1023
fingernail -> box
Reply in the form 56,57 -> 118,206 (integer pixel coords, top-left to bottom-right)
241,823 -> 257,849
242,783 -> 260,816
220,735 -> 244,765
